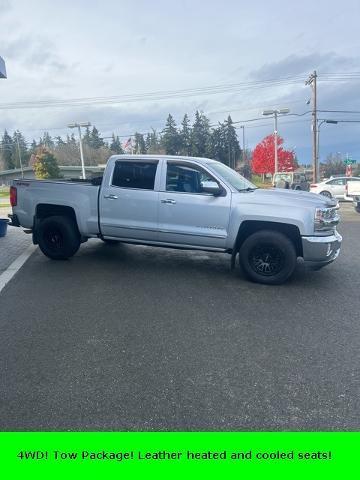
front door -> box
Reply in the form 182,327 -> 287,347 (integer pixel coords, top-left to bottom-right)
158,161 -> 231,248
100,159 -> 160,241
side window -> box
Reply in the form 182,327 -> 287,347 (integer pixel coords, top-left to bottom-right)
327,178 -> 344,185
112,161 -> 157,190
166,163 -> 215,193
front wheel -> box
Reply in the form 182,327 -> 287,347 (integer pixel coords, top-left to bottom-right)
239,230 -> 297,285
37,216 -> 80,260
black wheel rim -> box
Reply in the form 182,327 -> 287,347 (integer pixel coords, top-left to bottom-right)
249,244 -> 285,276
44,228 -> 63,251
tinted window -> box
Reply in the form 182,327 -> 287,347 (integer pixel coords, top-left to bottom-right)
166,164 -> 214,193
327,178 -> 345,185
112,161 -> 157,190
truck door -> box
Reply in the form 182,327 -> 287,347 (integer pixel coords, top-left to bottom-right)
99,159 -> 160,241
158,161 -> 231,248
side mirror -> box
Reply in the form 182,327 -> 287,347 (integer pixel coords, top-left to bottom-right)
201,180 -> 222,195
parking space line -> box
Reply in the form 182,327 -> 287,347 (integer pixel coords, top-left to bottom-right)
0,244 -> 37,294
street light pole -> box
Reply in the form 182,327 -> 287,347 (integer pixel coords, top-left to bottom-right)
67,122 -> 91,179
274,112 -> 278,175
262,108 -> 290,175
317,119 -> 338,177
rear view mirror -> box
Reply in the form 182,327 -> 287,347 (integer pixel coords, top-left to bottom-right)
201,180 -> 221,195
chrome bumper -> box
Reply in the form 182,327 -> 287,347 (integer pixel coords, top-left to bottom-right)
302,230 -> 342,269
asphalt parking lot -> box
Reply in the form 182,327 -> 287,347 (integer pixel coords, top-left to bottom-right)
0,203 -> 359,431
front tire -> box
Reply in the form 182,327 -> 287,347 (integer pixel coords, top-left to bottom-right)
37,216 -> 80,260
239,230 -> 297,285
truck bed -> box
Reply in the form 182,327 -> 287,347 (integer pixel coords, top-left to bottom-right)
11,178 -> 101,237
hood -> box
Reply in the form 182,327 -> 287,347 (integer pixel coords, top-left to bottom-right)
235,188 -> 337,209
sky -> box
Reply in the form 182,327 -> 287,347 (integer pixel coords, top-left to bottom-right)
1,0 -> 360,164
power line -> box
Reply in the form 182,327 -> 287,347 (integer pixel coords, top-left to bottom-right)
0,76 -> 307,110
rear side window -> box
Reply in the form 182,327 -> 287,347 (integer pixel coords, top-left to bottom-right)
112,161 -> 158,190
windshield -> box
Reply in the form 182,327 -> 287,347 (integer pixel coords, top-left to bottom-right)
208,162 -> 257,191
273,173 -> 292,183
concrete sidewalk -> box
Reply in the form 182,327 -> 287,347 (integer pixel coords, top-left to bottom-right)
0,206 -> 33,274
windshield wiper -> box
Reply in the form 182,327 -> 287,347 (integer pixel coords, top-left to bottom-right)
238,187 -> 257,192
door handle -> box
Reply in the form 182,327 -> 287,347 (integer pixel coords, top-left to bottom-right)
104,194 -> 118,199
161,199 -> 176,204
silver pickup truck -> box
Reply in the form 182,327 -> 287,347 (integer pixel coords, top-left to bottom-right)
9,155 -> 342,284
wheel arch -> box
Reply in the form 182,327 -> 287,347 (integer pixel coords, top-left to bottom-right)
234,220 -> 303,257
33,204 -> 79,244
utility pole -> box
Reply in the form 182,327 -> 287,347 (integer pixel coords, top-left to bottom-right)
67,122 -> 91,179
240,125 -> 246,164
15,136 -> 24,178
305,71 -> 318,182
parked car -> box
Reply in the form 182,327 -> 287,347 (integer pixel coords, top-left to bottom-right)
9,155 -> 341,285
310,176 -> 360,200
273,172 -> 310,191
346,180 -> 360,213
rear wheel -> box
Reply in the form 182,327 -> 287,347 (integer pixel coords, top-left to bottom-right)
319,190 -> 332,198
239,230 -> 297,285
37,216 -> 80,260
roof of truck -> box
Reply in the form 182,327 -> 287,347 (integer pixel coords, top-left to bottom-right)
109,154 -> 217,165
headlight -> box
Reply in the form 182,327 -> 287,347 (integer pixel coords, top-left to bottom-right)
314,207 -> 340,231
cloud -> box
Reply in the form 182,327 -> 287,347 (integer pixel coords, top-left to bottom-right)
2,34 -> 68,72
250,52 -> 358,80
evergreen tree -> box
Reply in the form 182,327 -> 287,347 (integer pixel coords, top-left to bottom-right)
40,131 -> 54,149
33,148 -> 61,179
89,126 -> 104,149
209,124 -> 226,163
1,130 -> 15,169
13,130 -> 29,167
191,111 -> 211,158
161,114 -> 180,155
55,136 -> 66,147
146,129 -> 161,154
222,115 -> 241,168
30,139 -> 38,152
82,126 -> 91,146
134,132 -> 146,154
179,114 -> 192,156
109,133 -> 124,154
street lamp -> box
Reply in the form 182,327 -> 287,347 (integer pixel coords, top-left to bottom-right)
317,120 -> 338,175
67,122 -> 91,179
0,56 -> 6,78
262,108 -> 290,174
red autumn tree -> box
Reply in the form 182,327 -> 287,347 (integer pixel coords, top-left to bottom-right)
251,134 -> 296,174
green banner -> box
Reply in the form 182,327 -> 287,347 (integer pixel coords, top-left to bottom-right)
0,432 -> 358,478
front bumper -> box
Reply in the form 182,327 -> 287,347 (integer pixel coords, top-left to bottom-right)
302,230 -> 342,270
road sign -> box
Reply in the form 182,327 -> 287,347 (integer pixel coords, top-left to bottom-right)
344,159 -> 356,165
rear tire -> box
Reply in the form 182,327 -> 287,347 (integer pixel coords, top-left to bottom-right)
37,216 -> 80,260
239,230 -> 297,285
320,190 -> 332,198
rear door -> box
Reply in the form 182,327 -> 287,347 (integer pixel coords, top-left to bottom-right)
325,178 -> 346,198
158,161 -> 231,248
100,159 -> 160,241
